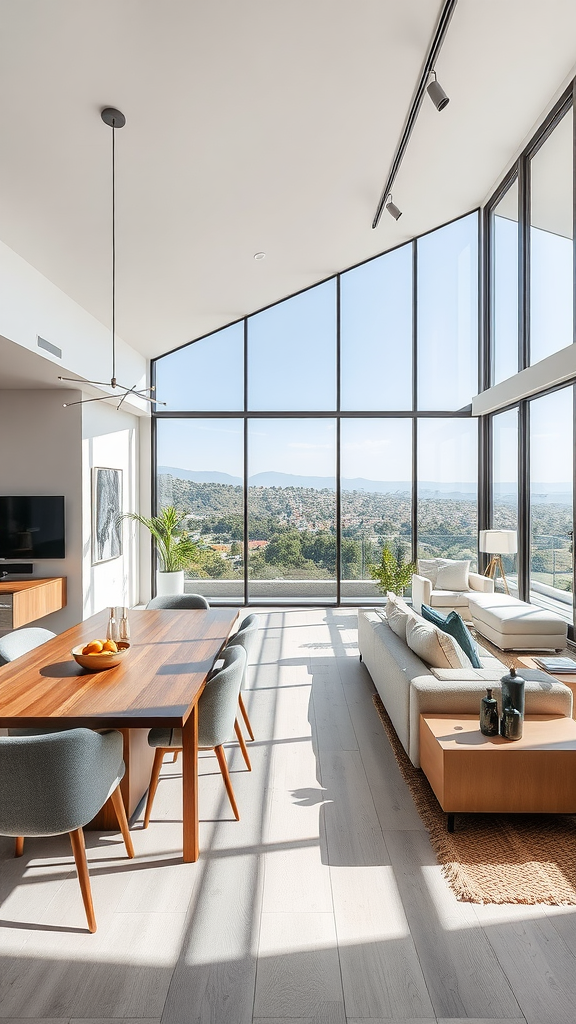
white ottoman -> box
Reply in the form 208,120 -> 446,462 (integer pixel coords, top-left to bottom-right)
468,593 -> 567,651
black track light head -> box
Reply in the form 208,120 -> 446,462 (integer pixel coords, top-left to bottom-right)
427,70 -> 449,111
385,194 -> 402,221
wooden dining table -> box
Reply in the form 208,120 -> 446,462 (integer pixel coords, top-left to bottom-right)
0,606 -> 239,862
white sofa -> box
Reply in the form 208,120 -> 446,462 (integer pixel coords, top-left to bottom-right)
357,608 -> 573,767
412,565 -> 494,620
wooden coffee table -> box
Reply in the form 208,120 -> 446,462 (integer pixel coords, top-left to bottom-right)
420,713 -> 576,832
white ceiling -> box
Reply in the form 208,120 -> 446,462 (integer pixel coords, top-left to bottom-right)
1,0 -> 576,361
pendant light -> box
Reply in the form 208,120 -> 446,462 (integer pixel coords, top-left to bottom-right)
59,107 -> 165,410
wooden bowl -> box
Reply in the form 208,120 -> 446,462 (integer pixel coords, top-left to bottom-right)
71,641 -> 131,671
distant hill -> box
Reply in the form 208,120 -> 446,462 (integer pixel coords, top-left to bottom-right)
159,466 -> 242,486
159,465 -> 477,496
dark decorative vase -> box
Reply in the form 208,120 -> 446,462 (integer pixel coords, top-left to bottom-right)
480,687 -> 499,736
501,705 -> 523,740
500,666 -> 525,740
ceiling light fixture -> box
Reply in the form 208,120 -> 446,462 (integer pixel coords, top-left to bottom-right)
385,194 -> 402,221
427,70 -> 450,111
60,107 -> 166,410
254,252 -> 266,260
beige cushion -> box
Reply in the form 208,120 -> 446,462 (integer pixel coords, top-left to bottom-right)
405,617 -> 472,670
385,593 -> 416,640
417,559 -> 438,587
429,589 -> 470,608
430,666 -> 507,682
435,559 -> 470,591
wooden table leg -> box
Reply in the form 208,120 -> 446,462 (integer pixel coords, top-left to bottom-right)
182,704 -> 199,862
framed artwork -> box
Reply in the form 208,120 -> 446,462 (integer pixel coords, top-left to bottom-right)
92,467 -> 123,564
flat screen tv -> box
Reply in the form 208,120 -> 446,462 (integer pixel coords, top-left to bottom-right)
0,496 -> 65,559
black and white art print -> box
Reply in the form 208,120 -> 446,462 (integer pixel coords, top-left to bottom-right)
92,467 -> 123,564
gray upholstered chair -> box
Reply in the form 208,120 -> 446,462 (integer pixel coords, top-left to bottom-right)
143,644 -> 247,827
0,728 -> 135,933
146,593 -> 210,610
0,627 -> 56,666
225,614 -> 259,744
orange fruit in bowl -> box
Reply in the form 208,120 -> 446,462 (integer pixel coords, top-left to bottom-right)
82,640 -> 104,655
102,639 -> 118,653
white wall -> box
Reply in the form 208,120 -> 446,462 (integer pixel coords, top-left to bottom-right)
0,388 -> 142,632
0,389 -> 83,631
0,238 -> 148,413
82,402 -> 140,617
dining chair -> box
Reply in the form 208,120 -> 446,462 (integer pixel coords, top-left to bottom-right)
143,644 -> 247,827
146,593 -> 210,609
0,627 -> 56,666
225,614 -> 259,743
0,727 -> 135,933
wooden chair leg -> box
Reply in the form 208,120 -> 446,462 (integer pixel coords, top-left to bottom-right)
69,827 -> 97,933
143,747 -> 171,828
172,751 -> 179,763
109,784 -> 135,858
14,836 -> 24,857
238,693 -> 255,741
234,718 -> 252,771
214,745 -> 240,820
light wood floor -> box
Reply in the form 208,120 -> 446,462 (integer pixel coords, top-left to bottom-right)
1,607 -> 576,1024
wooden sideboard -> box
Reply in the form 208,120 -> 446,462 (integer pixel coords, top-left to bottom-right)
0,577 -> 67,630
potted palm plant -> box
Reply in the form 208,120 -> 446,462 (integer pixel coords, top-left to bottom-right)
368,543 -> 416,597
121,506 -> 199,596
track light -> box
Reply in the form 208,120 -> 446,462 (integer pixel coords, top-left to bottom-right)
427,70 -> 449,111
385,194 -> 402,221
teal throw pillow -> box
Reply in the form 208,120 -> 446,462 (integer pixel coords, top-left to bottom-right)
421,604 -> 481,668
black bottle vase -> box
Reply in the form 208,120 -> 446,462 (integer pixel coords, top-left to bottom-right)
500,666 -> 525,740
480,687 -> 499,736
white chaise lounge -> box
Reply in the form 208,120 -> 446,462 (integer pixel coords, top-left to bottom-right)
468,593 -> 567,651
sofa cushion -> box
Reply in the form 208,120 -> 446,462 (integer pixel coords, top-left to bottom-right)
384,592 -> 412,640
406,617 -> 472,670
435,559 -> 470,591
417,559 -> 439,587
429,589 -> 470,608
468,592 -> 566,635
430,666 -> 506,682
421,605 -> 481,668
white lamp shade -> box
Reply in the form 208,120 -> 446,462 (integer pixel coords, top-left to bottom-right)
479,529 -> 518,554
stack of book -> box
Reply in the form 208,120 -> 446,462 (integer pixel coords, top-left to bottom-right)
533,655 -> 576,674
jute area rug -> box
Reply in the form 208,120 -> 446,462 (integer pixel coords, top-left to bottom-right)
372,693 -> 576,905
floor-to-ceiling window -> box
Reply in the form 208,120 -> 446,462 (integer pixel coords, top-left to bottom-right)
152,211 -> 478,605
530,108 -> 573,366
530,387 -> 574,621
490,179 -> 519,386
491,407 -> 519,593
486,81 -> 576,636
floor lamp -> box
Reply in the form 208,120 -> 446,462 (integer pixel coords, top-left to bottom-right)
479,530 -> 518,595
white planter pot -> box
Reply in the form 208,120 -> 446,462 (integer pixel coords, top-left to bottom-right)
156,570 -> 185,597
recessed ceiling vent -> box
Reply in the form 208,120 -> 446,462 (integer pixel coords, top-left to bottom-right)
37,335 -> 62,359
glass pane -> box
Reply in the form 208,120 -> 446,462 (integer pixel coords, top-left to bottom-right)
492,180 -> 519,385
530,110 -> 574,365
156,419 -> 244,602
492,408 -> 519,593
340,244 -> 412,410
417,418 -> 478,566
340,419 -> 412,602
154,323 -> 244,411
247,281 -> 336,410
530,388 -> 573,622
247,419 -> 336,602
417,213 -> 479,410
